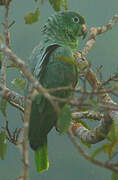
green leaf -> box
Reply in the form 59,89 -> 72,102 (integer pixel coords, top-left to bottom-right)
112,173 -> 118,180
62,0 -> 68,10
11,78 -> 26,91
0,131 -> 7,160
0,34 -> 3,41
91,146 -> 105,159
90,122 -> 118,159
108,122 -> 118,141
81,140 -> 92,148
57,104 -> 72,134
0,98 -> 7,117
110,81 -> 118,89
24,6 -> 40,24
104,143 -> 116,159
91,142 -> 117,159
76,119 -> 91,130
7,63 -> 18,69
49,0 -> 68,12
55,56 -> 78,67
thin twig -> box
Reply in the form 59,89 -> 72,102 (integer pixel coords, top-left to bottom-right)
21,87 -> 35,180
0,56 -> 8,85
82,15 -> 118,57
0,0 -> 11,85
21,140 -> 29,180
4,1 -> 10,47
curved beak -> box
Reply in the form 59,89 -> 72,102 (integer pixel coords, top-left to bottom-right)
81,24 -> 88,39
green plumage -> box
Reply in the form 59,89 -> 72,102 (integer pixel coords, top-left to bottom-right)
27,10 -> 86,173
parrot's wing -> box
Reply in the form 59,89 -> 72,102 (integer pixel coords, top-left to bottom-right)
34,44 -> 59,78
25,43 -> 59,95
35,45 -> 78,89
29,42 -> 59,76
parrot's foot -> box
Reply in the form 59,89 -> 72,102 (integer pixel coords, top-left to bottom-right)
71,120 -> 83,135
73,51 -> 85,61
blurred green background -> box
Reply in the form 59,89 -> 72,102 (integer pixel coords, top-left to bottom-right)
0,0 -> 118,179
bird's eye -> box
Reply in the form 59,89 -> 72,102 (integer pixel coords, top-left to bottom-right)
72,16 -> 80,23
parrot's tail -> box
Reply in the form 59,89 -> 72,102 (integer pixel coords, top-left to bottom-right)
28,93 -> 52,173
35,136 -> 49,173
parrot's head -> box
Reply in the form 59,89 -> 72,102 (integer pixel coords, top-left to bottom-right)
41,11 -> 87,51
58,11 -> 87,40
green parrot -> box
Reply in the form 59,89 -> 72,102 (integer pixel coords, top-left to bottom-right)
27,11 -> 87,173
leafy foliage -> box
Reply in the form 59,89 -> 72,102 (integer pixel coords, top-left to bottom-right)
0,98 -> 7,117
57,104 -> 72,134
7,62 -> 19,69
0,131 -> 7,160
49,0 -> 68,11
11,78 -> 26,91
112,173 -> 118,180
110,81 -> 118,89
76,119 -> 91,130
91,122 -> 118,159
104,122 -> 118,158
24,6 -> 40,24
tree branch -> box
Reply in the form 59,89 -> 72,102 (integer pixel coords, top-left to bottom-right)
72,111 -> 103,121
83,15 -> 118,57
0,85 -> 24,111
67,128 -> 118,173
21,87 -> 36,180
72,112 -> 113,144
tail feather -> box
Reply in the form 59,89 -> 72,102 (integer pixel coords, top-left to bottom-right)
35,136 -> 49,173
28,94 -> 54,173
